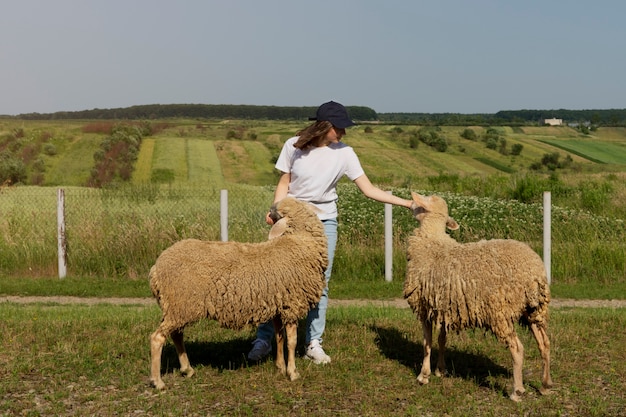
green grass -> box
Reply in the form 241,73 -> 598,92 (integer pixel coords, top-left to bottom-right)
43,134 -> 101,186
3,119 -> 626,188
152,136 -> 188,182
0,276 -> 151,298
2,274 -> 626,302
1,181 -> 624,291
0,302 -> 624,416
187,138 -> 224,186
132,137 -> 155,183
539,139 -> 626,164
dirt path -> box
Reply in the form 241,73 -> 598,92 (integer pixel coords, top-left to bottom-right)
1,296 -> 625,309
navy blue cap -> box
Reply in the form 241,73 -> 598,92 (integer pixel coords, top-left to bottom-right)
309,101 -> 355,128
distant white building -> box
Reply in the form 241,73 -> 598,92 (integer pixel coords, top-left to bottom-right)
543,118 -> 563,126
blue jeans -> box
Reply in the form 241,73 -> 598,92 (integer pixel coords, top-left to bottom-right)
255,218 -> 337,345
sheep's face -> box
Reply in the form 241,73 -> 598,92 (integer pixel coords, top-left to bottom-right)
268,204 -> 283,224
410,192 -> 459,231
268,197 -> 322,240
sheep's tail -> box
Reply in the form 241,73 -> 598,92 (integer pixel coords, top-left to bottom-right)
148,265 -> 161,306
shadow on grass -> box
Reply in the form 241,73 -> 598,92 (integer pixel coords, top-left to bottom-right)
159,320 -> 309,376
371,325 -> 511,396
160,337 -> 258,375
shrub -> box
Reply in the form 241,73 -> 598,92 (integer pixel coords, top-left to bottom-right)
498,138 -> 508,155
0,153 -> 27,185
509,174 -> 546,203
511,143 -> 523,156
43,143 -> 57,156
485,137 -> 498,150
460,128 -> 477,141
88,124 -> 145,187
418,127 -> 448,152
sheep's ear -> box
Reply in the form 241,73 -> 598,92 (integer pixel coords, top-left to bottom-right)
268,218 -> 289,239
446,217 -> 460,231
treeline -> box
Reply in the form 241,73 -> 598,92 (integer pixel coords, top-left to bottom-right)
494,109 -> 626,126
11,104 -> 378,122
6,104 -> 626,126
378,109 -> 626,126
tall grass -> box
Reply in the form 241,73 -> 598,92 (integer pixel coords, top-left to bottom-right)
0,179 -> 624,291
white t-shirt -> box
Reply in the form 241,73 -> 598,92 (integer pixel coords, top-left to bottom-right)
275,136 -> 365,220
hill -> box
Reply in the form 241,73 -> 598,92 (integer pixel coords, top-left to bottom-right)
1,119 -> 626,190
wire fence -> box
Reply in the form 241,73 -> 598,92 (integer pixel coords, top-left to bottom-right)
0,184 -> 278,278
2,184 -> 625,284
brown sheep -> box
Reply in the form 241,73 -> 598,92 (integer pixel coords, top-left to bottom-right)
404,192 -> 552,401
149,197 -> 328,390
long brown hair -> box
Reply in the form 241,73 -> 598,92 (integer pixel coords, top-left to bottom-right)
293,121 -> 333,150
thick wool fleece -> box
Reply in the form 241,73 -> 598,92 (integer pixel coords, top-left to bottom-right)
150,198 -> 328,335
404,234 -> 550,344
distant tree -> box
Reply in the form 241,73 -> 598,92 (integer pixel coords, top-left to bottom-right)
418,127 -> 448,152
511,143 -> 523,156
460,128 -> 477,141
498,138 -> 508,155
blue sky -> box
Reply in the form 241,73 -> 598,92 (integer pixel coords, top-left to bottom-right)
1,0 -> 625,115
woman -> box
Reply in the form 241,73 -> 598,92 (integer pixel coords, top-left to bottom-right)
248,101 -> 414,364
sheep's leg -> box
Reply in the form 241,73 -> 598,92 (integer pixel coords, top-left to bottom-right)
435,327 -> 447,377
417,318 -> 433,385
150,327 -> 168,390
272,317 -> 287,376
530,323 -> 553,394
171,329 -> 194,378
284,322 -> 300,381
508,334 -> 526,402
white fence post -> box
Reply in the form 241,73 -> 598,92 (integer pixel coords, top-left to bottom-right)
57,188 -> 67,279
543,191 -> 551,285
384,192 -> 393,282
220,189 -> 228,242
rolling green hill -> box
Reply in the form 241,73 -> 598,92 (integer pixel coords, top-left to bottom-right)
2,119 -> 626,189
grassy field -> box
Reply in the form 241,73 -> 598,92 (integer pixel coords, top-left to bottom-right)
0,301 -> 624,416
3,118 -> 626,188
2,118 -> 625,288
2,118 -> 626,415
539,139 -> 626,164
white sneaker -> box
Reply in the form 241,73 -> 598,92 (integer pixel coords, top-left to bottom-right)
305,339 -> 331,364
247,339 -> 272,361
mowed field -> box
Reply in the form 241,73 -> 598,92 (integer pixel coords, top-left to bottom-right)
128,124 -> 626,186
2,119 -> 626,188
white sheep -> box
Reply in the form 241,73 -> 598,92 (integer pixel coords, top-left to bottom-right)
149,197 -> 328,390
404,192 -> 552,402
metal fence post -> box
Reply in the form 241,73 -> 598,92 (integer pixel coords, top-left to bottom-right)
57,188 -> 67,278
543,191 -> 551,285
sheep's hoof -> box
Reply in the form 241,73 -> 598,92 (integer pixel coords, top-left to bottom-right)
539,386 -> 553,396
151,379 -> 166,390
287,370 -> 300,381
434,369 -> 445,377
180,367 -> 195,378
509,389 -> 525,402
417,374 -> 429,385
